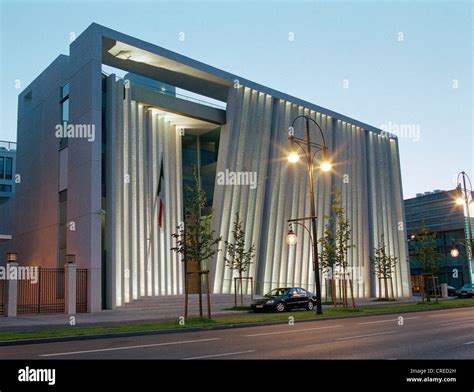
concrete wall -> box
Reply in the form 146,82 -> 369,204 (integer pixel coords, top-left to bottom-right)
0,55 -> 69,268
210,85 -> 411,298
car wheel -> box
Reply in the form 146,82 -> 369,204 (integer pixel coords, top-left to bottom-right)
276,302 -> 286,312
306,301 -> 314,311
458,295 -> 463,299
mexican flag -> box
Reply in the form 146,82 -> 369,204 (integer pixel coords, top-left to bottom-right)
157,158 -> 164,228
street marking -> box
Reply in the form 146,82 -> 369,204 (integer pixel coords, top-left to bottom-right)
440,317 -> 474,326
358,317 -> 419,325
464,341 -> 474,345
428,311 -> 474,318
336,331 -> 397,341
184,350 -> 255,360
39,338 -> 221,357
243,325 -> 343,337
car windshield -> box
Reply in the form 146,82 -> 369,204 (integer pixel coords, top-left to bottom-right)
265,288 -> 288,297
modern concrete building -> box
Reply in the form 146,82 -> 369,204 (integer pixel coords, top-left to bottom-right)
405,189 -> 474,290
0,23 -> 411,311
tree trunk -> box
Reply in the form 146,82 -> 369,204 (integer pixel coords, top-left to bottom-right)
239,271 -> 244,307
389,275 -> 395,300
384,276 -> 389,300
378,276 -> 382,299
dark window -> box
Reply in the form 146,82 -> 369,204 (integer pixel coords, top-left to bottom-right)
181,127 -> 220,215
0,157 -> 4,178
58,190 -> 68,267
5,157 -> 12,180
59,83 -> 70,149
61,83 -> 69,99
0,184 -> 12,192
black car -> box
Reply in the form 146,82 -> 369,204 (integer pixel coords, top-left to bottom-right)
251,287 -> 316,312
455,284 -> 474,298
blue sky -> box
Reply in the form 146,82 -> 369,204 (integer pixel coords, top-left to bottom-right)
0,0 -> 472,198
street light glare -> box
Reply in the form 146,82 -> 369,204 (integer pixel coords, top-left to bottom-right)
320,161 -> 332,172
455,198 -> 464,205
288,151 -> 299,163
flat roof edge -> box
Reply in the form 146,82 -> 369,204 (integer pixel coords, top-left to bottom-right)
85,23 -> 392,137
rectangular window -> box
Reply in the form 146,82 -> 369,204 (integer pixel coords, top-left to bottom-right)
0,185 -> 12,192
0,157 -> 4,178
5,157 -> 12,180
61,83 -> 69,99
59,83 -> 70,149
58,190 -> 68,267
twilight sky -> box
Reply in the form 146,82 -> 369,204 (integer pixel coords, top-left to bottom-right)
0,0 -> 472,198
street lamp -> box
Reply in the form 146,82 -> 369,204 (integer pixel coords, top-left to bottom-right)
454,171 -> 474,283
286,225 -> 298,246
287,115 -> 332,315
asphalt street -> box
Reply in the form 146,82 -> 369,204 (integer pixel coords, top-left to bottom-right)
1,307 -> 473,359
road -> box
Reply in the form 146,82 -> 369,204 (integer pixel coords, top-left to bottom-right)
1,307 -> 473,359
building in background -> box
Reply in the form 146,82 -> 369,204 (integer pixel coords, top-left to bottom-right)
0,141 -> 16,203
405,189 -> 474,291
0,23 -> 411,311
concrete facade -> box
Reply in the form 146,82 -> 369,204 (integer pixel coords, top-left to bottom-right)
0,23 -> 411,311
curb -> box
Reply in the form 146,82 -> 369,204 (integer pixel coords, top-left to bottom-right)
1,304 -> 473,347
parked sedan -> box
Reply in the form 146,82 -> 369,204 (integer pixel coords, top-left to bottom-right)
447,285 -> 457,297
455,284 -> 474,298
251,287 -> 316,313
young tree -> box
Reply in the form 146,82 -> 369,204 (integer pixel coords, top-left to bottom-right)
319,217 -> 336,304
320,192 -> 355,307
370,234 -> 398,300
171,168 -> 221,317
224,212 -> 256,306
408,223 -> 441,302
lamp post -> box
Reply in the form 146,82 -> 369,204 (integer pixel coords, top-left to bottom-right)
287,115 -> 332,315
454,171 -> 474,284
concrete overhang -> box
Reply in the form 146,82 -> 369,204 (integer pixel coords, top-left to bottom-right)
131,84 -> 226,125
80,23 -> 392,136
102,36 -> 232,102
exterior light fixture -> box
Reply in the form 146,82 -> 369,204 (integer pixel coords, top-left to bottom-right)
288,135 -> 299,163
320,161 -> 332,172
455,185 -> 464,205
6,252 -> 17,263
450,248 -> 459,258
288,151 -> 299,163
286,226 -> 297,245
66,254 -> 76,264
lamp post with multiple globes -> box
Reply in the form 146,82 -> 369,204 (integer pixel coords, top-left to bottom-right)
285,115 -> 332,315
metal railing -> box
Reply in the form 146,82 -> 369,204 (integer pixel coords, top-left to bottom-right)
17,268 -> 65,314
76,269 -> 88,313
102,71 -> 226,110
0,140 -> 17,151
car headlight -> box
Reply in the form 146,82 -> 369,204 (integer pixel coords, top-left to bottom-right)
266,299 -> 275,305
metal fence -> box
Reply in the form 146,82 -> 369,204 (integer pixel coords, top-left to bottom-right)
17,268 -> 65,314
0,279 -> 4,316
76,268 -> 88,313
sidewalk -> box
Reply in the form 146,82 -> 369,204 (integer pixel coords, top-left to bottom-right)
0,294 -> 452,332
